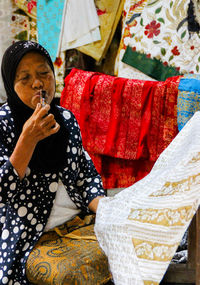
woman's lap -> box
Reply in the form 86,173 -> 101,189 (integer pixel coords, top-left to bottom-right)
26,215 -> 111,285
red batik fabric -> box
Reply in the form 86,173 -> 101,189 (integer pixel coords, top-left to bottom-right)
61,68 -> 180,189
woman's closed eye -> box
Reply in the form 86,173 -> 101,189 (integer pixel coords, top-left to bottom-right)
20,74 -> 30,81
39,71 -> 49,76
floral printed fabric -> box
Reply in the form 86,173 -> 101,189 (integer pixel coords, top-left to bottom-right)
95,110 -> 200,284
11,1 -> 37,42
14,0 -> 37,19
114,0 -> 154,80
122,0 -> 200,80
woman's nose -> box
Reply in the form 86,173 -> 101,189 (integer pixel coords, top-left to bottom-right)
32,77 -> 43,89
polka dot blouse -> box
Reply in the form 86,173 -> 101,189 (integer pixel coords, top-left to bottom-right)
0,103 -> 105,284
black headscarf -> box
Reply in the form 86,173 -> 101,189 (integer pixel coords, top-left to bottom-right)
1,40 -> 68,172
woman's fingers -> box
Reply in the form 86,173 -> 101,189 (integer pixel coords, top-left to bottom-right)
22,104 -> 60,142
35,103 -> 50,120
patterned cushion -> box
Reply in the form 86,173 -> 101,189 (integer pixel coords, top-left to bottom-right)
26,215 -> 111,284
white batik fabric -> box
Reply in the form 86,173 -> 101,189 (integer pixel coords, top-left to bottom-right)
61,0 -> 100,51
0,0 -> 13,103
95,111 -> 200,285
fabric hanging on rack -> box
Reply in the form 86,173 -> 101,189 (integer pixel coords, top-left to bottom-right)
11,1 -> 38,42
14,0 -> 37,19
61,0 -> 101,51
121,0 -> 200,81
60,68 -> 179,188
114,0 -> 154,80
95,110 -> 200,284
177,73 -> 200,131
77,0 -> 125,62
37,0 -> 66,62
0,1 -> 14,103
13,0 -> 66,98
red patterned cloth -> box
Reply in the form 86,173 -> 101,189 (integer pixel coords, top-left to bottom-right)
60,68 -> 180,189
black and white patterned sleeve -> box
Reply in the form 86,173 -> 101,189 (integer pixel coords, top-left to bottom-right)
62,109 -> 106,207
0,114 -> 25,204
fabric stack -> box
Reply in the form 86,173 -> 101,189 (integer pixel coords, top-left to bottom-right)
60,68 -> 180,189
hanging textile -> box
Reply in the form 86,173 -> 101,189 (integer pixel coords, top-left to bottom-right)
177,73 -> 200,131
14,0 -> 37,19
121,0 -> 200,81
37,0 -> 66,62
95,110 -> 200,284
61,0 -> 101,51
60,68 -> 179,188
0,1 -> 13,103
11,0 -> 66,98
114,0 -> 154,80
11,1 -> 37,42
77,0 -> 125,62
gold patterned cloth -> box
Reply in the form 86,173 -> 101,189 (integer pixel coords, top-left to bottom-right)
26,215 -> 111,284
95,111 -> 200,284
77,0 -> 125,62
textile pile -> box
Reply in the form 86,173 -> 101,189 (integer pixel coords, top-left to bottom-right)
61,68 -> 180,189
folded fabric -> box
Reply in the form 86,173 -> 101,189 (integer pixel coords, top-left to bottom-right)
77,0 -> 124,61
61,0 -> 101,51
61,69 -> 180,188
121,0 -> 200,80
95,111 -> 200,284
61,69 -> 179,161
177,73 -> 200,131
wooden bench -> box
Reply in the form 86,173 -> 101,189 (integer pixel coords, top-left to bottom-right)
162,207 -> 200,284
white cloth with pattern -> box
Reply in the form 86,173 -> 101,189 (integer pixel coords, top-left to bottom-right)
61,0 -> 100,51
95,111 -> 200,285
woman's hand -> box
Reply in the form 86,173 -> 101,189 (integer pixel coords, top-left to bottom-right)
10,103 -> 60,180
22,103 -> 60,146
88,196 -> 105,213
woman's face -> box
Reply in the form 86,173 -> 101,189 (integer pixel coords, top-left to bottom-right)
14,52 -> 55,109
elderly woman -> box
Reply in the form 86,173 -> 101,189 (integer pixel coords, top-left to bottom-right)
0,41 -> 107,283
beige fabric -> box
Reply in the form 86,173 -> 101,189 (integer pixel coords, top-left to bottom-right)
95,111 -> 200,284
77,0 -> 125,62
